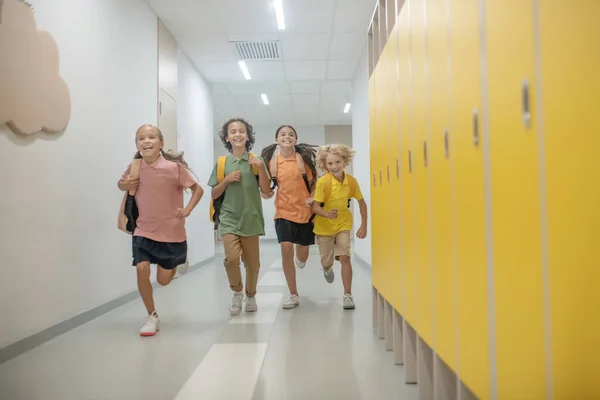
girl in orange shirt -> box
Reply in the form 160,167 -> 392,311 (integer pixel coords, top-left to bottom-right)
261,126 -> 318,309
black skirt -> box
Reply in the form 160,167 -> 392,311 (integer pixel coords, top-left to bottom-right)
132,236 -> 187,270
275,218 -> 315,246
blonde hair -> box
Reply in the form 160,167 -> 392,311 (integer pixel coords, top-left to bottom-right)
134,124 -> 189,169
316,144 -> 355,174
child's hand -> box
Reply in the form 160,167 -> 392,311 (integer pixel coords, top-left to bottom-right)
120,175 -> 139,191
327,209 -> 338,219
356,224 -> 367,239
305,197 -> 314,207
175,208 -> 191,219
225,171 -> 241,184
261,190 -> 275,199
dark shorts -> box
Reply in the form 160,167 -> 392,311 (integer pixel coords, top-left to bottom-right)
274,218 -> 315,246
132,236 -> 187,270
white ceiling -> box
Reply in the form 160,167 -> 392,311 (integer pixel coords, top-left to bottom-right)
147,0 -> 374,126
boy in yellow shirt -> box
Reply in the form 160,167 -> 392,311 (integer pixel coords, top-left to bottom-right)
311,144 -> 368,309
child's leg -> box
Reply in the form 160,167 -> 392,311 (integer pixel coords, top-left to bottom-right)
280,242 -> 298,295
156,266 -> 177,286
335,231 -> 353,294
222,234 -> 244,293
295,244 -> 309,264
136,261 -> 155,314
316,235 -> 335,283
240,235 -> 260,298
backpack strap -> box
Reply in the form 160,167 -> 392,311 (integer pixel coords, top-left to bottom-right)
269,154 -> 278,189
249,153 -> 259,180
216,156 -> 227,183
128,159 -> 142,196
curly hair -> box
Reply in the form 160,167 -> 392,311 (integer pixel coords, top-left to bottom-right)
260,125 -> 318,189
218,117 -> 256,152
316,144 -> 356,174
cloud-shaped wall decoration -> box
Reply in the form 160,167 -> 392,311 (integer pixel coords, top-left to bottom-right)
0,0 -> 71,136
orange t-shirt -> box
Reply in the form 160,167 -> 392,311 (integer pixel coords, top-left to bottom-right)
271,152 -> 314,224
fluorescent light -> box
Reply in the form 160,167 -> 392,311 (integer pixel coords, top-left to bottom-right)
273,0 -> 285,30
261,94 -> 269,105
344,103 -> 351,113
238,60 -> 251,80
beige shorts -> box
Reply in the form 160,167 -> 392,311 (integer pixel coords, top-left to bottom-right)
316,230 -> 351,267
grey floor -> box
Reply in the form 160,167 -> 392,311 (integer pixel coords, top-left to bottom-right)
0,240 -> 418,400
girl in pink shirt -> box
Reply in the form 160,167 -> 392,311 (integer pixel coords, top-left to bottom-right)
118,124 -> 203,336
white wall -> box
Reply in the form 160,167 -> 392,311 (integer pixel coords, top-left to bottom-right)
213,124 -> 326,239
177,49 -> 215,263
351,50 -> 372,265
0,0 -> 214,349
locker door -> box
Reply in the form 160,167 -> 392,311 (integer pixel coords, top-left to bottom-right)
485,1 -> 545,398
371,59 -> 382,294
385,22 -> 401,310
410,0 -> 434,346
389,21 -> 403,312
397,4 -> 416,325
369,73 -> 380,293
449,0 -> 490,398
539,1 -> 600,397
427,0 -> 456,372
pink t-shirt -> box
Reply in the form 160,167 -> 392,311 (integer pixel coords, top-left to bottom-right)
120,155 -> 196,243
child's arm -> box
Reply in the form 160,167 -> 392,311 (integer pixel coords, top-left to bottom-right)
176,184 -> 203,219
117,164 -> 139,192
249,156 -> 271,195
210,171 -> 240,199
356,198 -> 368,238
311,202 -> 337,219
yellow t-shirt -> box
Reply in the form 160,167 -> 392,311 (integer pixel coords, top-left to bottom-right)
312,173 -> 363,236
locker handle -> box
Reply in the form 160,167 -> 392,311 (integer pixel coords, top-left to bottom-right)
522,80 -> 531,129
387,164 -> 391,182
373,172 -> 377,187
408,150 -> 412,173
379,169 -> 383,185
423,141 -> 428,167
396,158 -> 400,179
444,128 -> 449,158
473,109 -> 479,147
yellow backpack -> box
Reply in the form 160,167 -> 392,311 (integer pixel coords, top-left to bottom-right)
209,153 -> 259,227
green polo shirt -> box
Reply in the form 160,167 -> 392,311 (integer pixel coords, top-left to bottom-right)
208,152 -> 270,237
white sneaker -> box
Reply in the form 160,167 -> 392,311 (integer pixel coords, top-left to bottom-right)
140,312 -> 159,336
295,258 -> 306,269
230,292 -> 243,315
343,293 -> 355,310
282,294 -> 300,309
323,266 -> 335,283
245,296 -> 258,312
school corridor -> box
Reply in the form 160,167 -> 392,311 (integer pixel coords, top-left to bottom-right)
1,0 -> 599,399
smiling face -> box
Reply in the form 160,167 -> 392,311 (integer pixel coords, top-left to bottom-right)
226,121 -> 248,151
136,125 -> 163,160
276,126 -> 297,149
325,153 -> 345,179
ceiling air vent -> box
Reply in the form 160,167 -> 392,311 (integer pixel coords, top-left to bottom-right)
230,40 -> 282,61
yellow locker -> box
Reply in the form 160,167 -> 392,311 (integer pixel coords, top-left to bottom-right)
410,0 -> 434,346
369,73 -> 380,294
397,4 -> 416,324
389,22 -> 403,312
378,41 -> 391,302
485,1 -> 546,398
386,21 -> 402,311
539,1 -> 600,397
427,0 -> 456,372
371,55 -> 382,294
449,0 -> 490,397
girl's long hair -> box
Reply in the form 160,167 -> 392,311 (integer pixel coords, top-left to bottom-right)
261,125 -> 318,189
